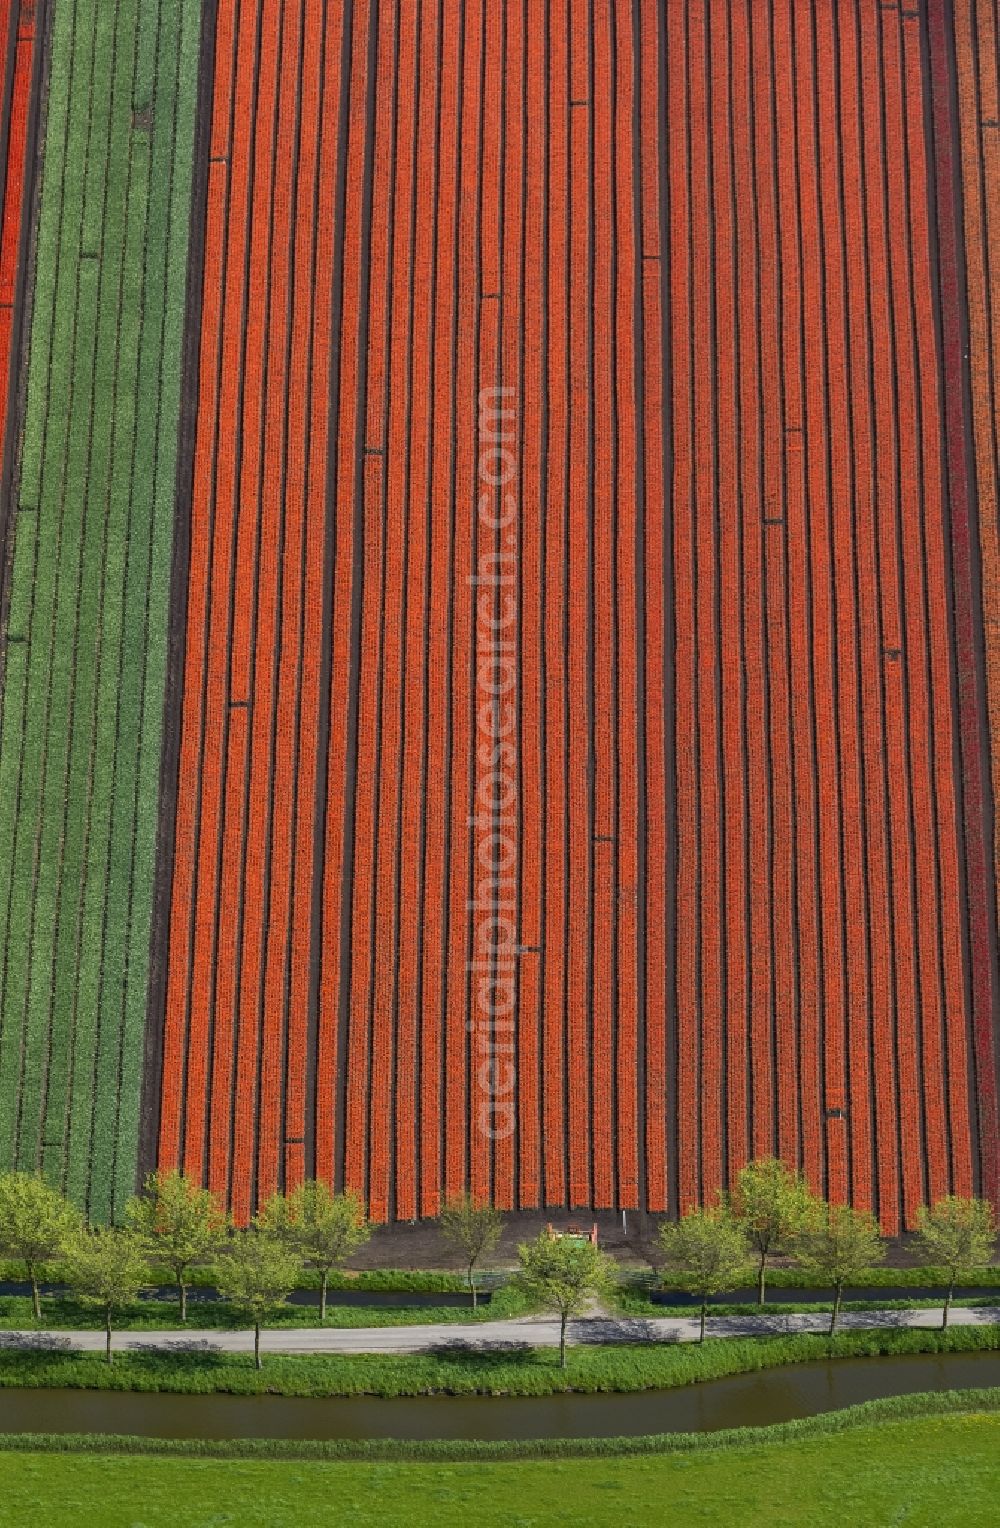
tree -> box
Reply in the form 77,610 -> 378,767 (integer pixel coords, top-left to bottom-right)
792,1203 -> 885,1334
0,1171 -> 81,1321
730,1157 -> 822,1305
439,1194 -> 503,1309
913,1196 -> 997,1329
260,1181 -> 370,1323
658,1208 -> 753,1341
214,1230 -> 302,1368
513,1232 -> 616,1367
63,1228 -> 150,1364
125,1169 -> 228,1322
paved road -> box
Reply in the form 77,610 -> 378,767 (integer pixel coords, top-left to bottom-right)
1,1304 -> 997,1356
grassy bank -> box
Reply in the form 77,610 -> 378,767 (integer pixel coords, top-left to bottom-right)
658,1265 -> 1000,1290
0,1265 -> 483,1294
0,1388 -> 996,1461
2,1289 -> 995,1330
0,1324 -> 995,1398
0,1293 -> 993,1331
616,1290 -> 1000,1320
0,1286 -> 526,1332
0,1404 -> 997,1525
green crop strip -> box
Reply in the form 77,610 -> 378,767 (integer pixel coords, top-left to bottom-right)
0,0 -> 203,1219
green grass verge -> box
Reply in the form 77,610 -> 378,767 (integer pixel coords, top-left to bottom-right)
0,1324 -> 995,1398
0,1285 -> 528,1331
0,0 -> 202,1220
0,1263 -> 486,1293
0,1405 -> 997,1525
0,1288 -> 991,1331
615,1290 -> 999,1319
178,1267 -> 484,1294
650,1265 -> 1000,1291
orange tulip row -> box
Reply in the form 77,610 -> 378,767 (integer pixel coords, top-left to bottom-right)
639,0 -> 669,1216
765,1 -> 802,1181
713,0 -> 748,1201
160,0 -> 347,1210
664,0 -> 697,1217
470,0 -> 503,1208
781,0 -> 835,1200
819,0 -> 876,1223
588,0 -> 616,1212
789,0 -> 849,1208
171,0 -> 263,1189
565,0 -> 593,1212
412,0 -> 467,1221
389,0 -> 443,1224
149,0 -> 720,1224
446,0 -> 489,1212
256,0 -> 324,1215
492,0 -> 524,1216
271,0 -> 335,1214
314,0 -> 373,1194
155,0 -> 994,1225
657,0 -> 989,1232
614,0 -> 639,1208
949,0 -> 1000,1205
214,0 -> 287,1207
540,2 -> 568,1211
368,0 -> 431,1223
512,0 -> 545,1215
340,0 -> 397,1219
886,1 -> 972,1221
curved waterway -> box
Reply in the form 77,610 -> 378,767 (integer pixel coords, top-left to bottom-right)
1,1352 -> 998,1441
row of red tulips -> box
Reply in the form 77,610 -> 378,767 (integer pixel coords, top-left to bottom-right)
662,0 -> 981,1231
0,4 -> 38,495
950,0 -> 1000,1210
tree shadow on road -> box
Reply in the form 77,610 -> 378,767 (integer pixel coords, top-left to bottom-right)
0,1331 -> 74,1351
122,1338 -> 227,1357
420,1339 -> 542,1366
567,1317 -> 681,1346
836,1310 -> 925,1331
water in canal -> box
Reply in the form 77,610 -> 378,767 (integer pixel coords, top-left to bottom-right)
1,1351 -> 997,1441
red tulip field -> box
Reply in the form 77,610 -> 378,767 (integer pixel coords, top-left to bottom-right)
666,0 -> 997,1235
0,1 -> 997,1228
0,2 -> 39,464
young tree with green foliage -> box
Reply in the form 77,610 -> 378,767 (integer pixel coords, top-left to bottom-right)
0,1171 -> 81,1321
260,1182 -> 369,1322
792,1203 -> 885,1334
913,1196 -> 997,1329
439,1193 -> 503,1309
214,1230 -> 302,1368
125,1170 -> 228,1322
513,1232 -> 616,1367
658,1208 -> 753,1341
730,1157 -> 822,1305
63,1228 -> 150,1364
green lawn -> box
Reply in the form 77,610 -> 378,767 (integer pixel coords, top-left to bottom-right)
0,0 -> 202,1219
0,1414 -> 996,1525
